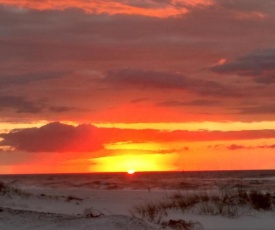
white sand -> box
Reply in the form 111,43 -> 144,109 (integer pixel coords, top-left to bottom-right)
1,187 -> 275,229
0,208 -> 158,230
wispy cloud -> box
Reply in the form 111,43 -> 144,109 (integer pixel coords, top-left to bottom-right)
157,99 -> 220,107
0,71 -> 68,87
0,95 -> 78,114
0,0 -> 213,18
227,144 -> 275,150
236,104 -> 275,115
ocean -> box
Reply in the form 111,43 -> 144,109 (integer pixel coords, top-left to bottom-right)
1,170 -> 275,191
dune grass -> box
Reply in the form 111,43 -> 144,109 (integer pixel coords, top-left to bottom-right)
0,181 -> 30,197
130,188 -> 275,229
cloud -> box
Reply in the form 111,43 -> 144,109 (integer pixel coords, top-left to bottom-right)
0,122 -> 103,152
103,68 -> 240,97
0,0 -> 213,18
130,98 -> 149,103
260,144 -> 275,149
77,127 -> 275,143
227,144 -> 275,150
211,48 -> 275,83
237,104 -> 275,115
218,0 -> 275,16
158,99 -> 220,107
0,1 -> 275,123
49,106 -> 78,113
0,96 -> 43,113
158,147 -> 189,154
227,144 -> 246,150
0,95 -> 78,114
104,68 -> 189,88
207,144 -> 223,149
0,71 -> 68,87
2,123 -> 275,154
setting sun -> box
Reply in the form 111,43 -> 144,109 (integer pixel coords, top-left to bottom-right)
127,169 -> 135,174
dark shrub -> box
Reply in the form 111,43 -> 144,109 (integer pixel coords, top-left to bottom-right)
0,181 -> 7,194
161,219 -> 202,230
0,181 -> 29,197
249,190 -> 271,210
65,195 -> 83,202
237,189 -> 250,205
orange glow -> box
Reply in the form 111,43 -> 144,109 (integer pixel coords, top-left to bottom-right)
2,121 -> 275,174
217,58 -> 227,65
89,102 -> 229,123
105,142 -> 161,151
95,121 -> 275,131
0,1 -> 185,18
0,0 -> 214,18
90,154 -> 178,172
0,121 -> 48,133
2,120 -> 275,174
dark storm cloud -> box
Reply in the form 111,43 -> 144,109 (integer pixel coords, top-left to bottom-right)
0,95 -> 78,114
103,68 -> 240,97
212,48 -> 275,76
0,96 -> 43,113
0,122 -> 103,152
158,99 -> 220,107
211,48 -> 275,83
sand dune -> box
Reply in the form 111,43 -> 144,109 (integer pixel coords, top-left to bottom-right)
0,208 -> 158,230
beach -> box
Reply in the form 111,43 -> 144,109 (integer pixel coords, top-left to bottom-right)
1,171 -> 275,229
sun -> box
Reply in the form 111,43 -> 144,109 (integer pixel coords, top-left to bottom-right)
127,169 -> 135,174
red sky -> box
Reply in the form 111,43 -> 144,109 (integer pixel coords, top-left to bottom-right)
1,0 -> 275,174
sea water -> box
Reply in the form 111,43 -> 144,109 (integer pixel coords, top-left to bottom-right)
1,170 -> 275,191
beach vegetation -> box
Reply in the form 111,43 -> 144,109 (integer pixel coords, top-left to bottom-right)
0,181 -> 30,197
83,207 -> 105,218
161,219 -> 203,230
130,188 -> 275,227
249,190 -> 272,210
65,195 -> 83,202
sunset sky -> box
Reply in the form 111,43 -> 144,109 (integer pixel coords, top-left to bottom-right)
1,0 -> 275,174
